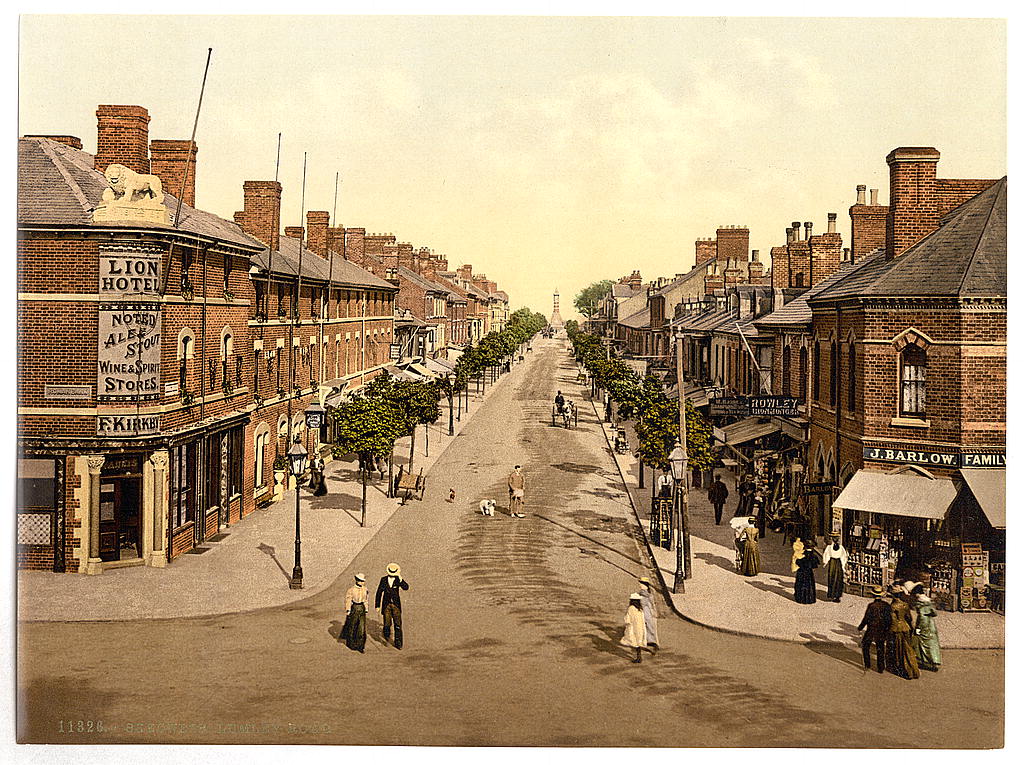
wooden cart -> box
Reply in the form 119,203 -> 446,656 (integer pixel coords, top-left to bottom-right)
395,465 -> 426,504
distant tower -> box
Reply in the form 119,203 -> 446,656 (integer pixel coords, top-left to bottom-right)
550,289 -> 564,328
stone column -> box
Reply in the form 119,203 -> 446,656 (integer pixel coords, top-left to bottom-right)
148,451 -> 169,567
84,454 -> 106,575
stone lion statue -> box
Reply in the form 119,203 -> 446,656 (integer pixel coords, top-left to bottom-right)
102,163 -> 164,206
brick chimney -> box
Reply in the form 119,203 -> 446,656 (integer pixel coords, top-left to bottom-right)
306,211 -> 329,258
695,237 -> 716,266
24,135 -> 83,149
885,147 -> 941,259
716,225 -> 749,262
849,183 -> 888,263
235,181 -> 282,251
150,139 -> 198,207
327,226 -> 346,260
748,249 -> 764,281
420,253 -> 438,281
458,264 -> 474,280
627,270 -> 642,291
345,228 -> 366,266
284,226 -> 304,240
95,105 -> 151,175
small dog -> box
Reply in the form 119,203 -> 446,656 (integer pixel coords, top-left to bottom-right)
446,488 -> 456,503
479,499 -> 496,516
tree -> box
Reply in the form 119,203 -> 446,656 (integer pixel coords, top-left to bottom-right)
330,395 -> 402,526
365,374 -> 440,471
574,280 -> 614,318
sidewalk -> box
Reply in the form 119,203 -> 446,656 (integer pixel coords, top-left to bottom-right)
17,362 -> 523,622
588,396 -> 1004,650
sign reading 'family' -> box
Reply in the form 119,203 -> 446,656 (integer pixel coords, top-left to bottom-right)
863,446 -> 1005,469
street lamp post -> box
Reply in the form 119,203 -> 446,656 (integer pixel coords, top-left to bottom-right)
672,328 -> 692,593
287,439 -> 308,590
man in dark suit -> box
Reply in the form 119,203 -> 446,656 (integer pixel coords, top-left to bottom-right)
375,562 -> 410,649
857,585 -> 891,673
707,474 -> 729,525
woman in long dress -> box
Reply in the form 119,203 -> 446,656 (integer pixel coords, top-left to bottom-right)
791,539 -> 805,574
821,536 -> 848,602
340,574 -> 369,652
793,542 -> 820,604
739,517 -> 760,576
910,585 -> 942,671
888,588 -> 921,679
637,577 -> 659,653
620,593 -> 647,663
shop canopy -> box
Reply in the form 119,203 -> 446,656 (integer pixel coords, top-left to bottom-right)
667,383 -> 710,408
959,468 -> 1006,529
833,470 -> 957,520
424,357 -> 457,374
717,417 -> 778,446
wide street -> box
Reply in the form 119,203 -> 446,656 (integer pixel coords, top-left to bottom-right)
17,337 -> 1003,748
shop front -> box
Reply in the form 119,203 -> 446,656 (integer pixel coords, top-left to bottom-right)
834,467 -> 1005,613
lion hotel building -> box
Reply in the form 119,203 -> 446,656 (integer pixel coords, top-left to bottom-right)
17,105 -> 395,574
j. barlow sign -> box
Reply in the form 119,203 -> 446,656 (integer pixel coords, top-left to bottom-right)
864,446 -> 1005,470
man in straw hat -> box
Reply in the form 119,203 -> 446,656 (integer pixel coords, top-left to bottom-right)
620,593 -> 647,664
375,563 -> 410,649
340,573 -> 369,653
857,585 -> 891,673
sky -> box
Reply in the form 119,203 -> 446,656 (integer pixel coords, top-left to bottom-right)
18,15 -> 1007,320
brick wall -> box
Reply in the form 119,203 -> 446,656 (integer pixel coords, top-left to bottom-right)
95,105 -> 150,175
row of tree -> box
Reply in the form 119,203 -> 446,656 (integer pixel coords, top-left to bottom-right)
329,307 -> 548,524
566,325 -> 713,486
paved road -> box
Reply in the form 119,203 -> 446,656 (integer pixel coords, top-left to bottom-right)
17,338 -> 1003,747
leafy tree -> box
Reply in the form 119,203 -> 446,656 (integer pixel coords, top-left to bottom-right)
365,374 -> 440,470
330,395 -> 402,526
574,280 -> 614,318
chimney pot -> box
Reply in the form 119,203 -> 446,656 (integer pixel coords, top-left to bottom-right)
804,221 -> 813,238
856,184 -> 867,205
827,213 -> 837,234
869,188 -> 879,206
792,221 -> 802,240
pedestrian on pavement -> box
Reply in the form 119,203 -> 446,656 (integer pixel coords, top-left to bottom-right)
791,538 -> 805,573
340,573 -> 369,653
857,585 -> 891,672
734,475 -> 756,518
821,535 -> 849,602
729,516 -> 748,570
620,593 -> 647,664
739,516 -> 761,577
908,582 -> 942,672
375,563 -> 410,650
708,474 -> 729,525
637,577 -> 659,653
311,455 -> 328,497
508,465 -> 526,517
793,540 -> 820,604
888,584 -> 921,679
479,498 -> 496,516
656,468 -> 674,499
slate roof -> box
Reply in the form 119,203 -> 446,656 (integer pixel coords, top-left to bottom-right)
612,283 -> 636,299
652,261 -> 713,297
810,178 -> 1006,303
18,137 -> 260,250
673,307 -> 734,334
253,236 -> 396,290
619,306 -> 650,329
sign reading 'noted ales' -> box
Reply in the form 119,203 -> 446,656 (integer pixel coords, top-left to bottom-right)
96,247 -> 162,403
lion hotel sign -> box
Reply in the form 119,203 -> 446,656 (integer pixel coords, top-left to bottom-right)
96,247 -> 162,435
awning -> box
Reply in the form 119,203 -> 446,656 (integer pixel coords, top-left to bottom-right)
424,357 -> 456,374
717,417 -> 778,446
320,377 -> 349,408
833,470 -> 957,520
384,365 -> 420,382
959,468 -> 1006,529
666,383 -> 710,408
407,362 -> 437,379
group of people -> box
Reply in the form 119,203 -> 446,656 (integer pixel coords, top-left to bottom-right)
620,577 -> 660,663
858,580 -> 942,678
790,536 -> 849,604
340,563 -> 411,653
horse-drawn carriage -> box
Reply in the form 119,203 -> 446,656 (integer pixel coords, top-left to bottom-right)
551,402 -> 578,429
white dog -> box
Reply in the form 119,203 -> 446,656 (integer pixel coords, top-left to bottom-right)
479,499 -> 496,516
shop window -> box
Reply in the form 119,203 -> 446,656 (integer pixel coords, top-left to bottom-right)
170,444 -> 196,529
900,345 -> 927,418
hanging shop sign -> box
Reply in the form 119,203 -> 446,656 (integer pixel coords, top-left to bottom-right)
96,303 -> 162,402
748,396 -> 801,417
390,343 -> 402,361
864,445 -> 1005,469
709,397 -> 748,417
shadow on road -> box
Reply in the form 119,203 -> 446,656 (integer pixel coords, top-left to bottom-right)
534,514 -> 643,570
257,543 -> 291,580
799,633 -> 864,669
694,551 -> 736,572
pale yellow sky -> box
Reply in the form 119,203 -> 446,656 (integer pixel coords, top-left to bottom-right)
19,15 -> 1006,319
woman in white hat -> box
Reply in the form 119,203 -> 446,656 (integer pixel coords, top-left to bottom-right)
341,573 -> 369,653
637,577 -> 659,653
620,593 -> 647,664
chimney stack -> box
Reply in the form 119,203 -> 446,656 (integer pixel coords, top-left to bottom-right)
284,226 -> 304,240
885,146 -> 941,258
345,228 -> 366,266
856,185 -> 867,205
149,139 -> 198,208
306,211 -> 330,258
827,213 -> 837,234
95,105 -> 151,175
236,180 -> 282,251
